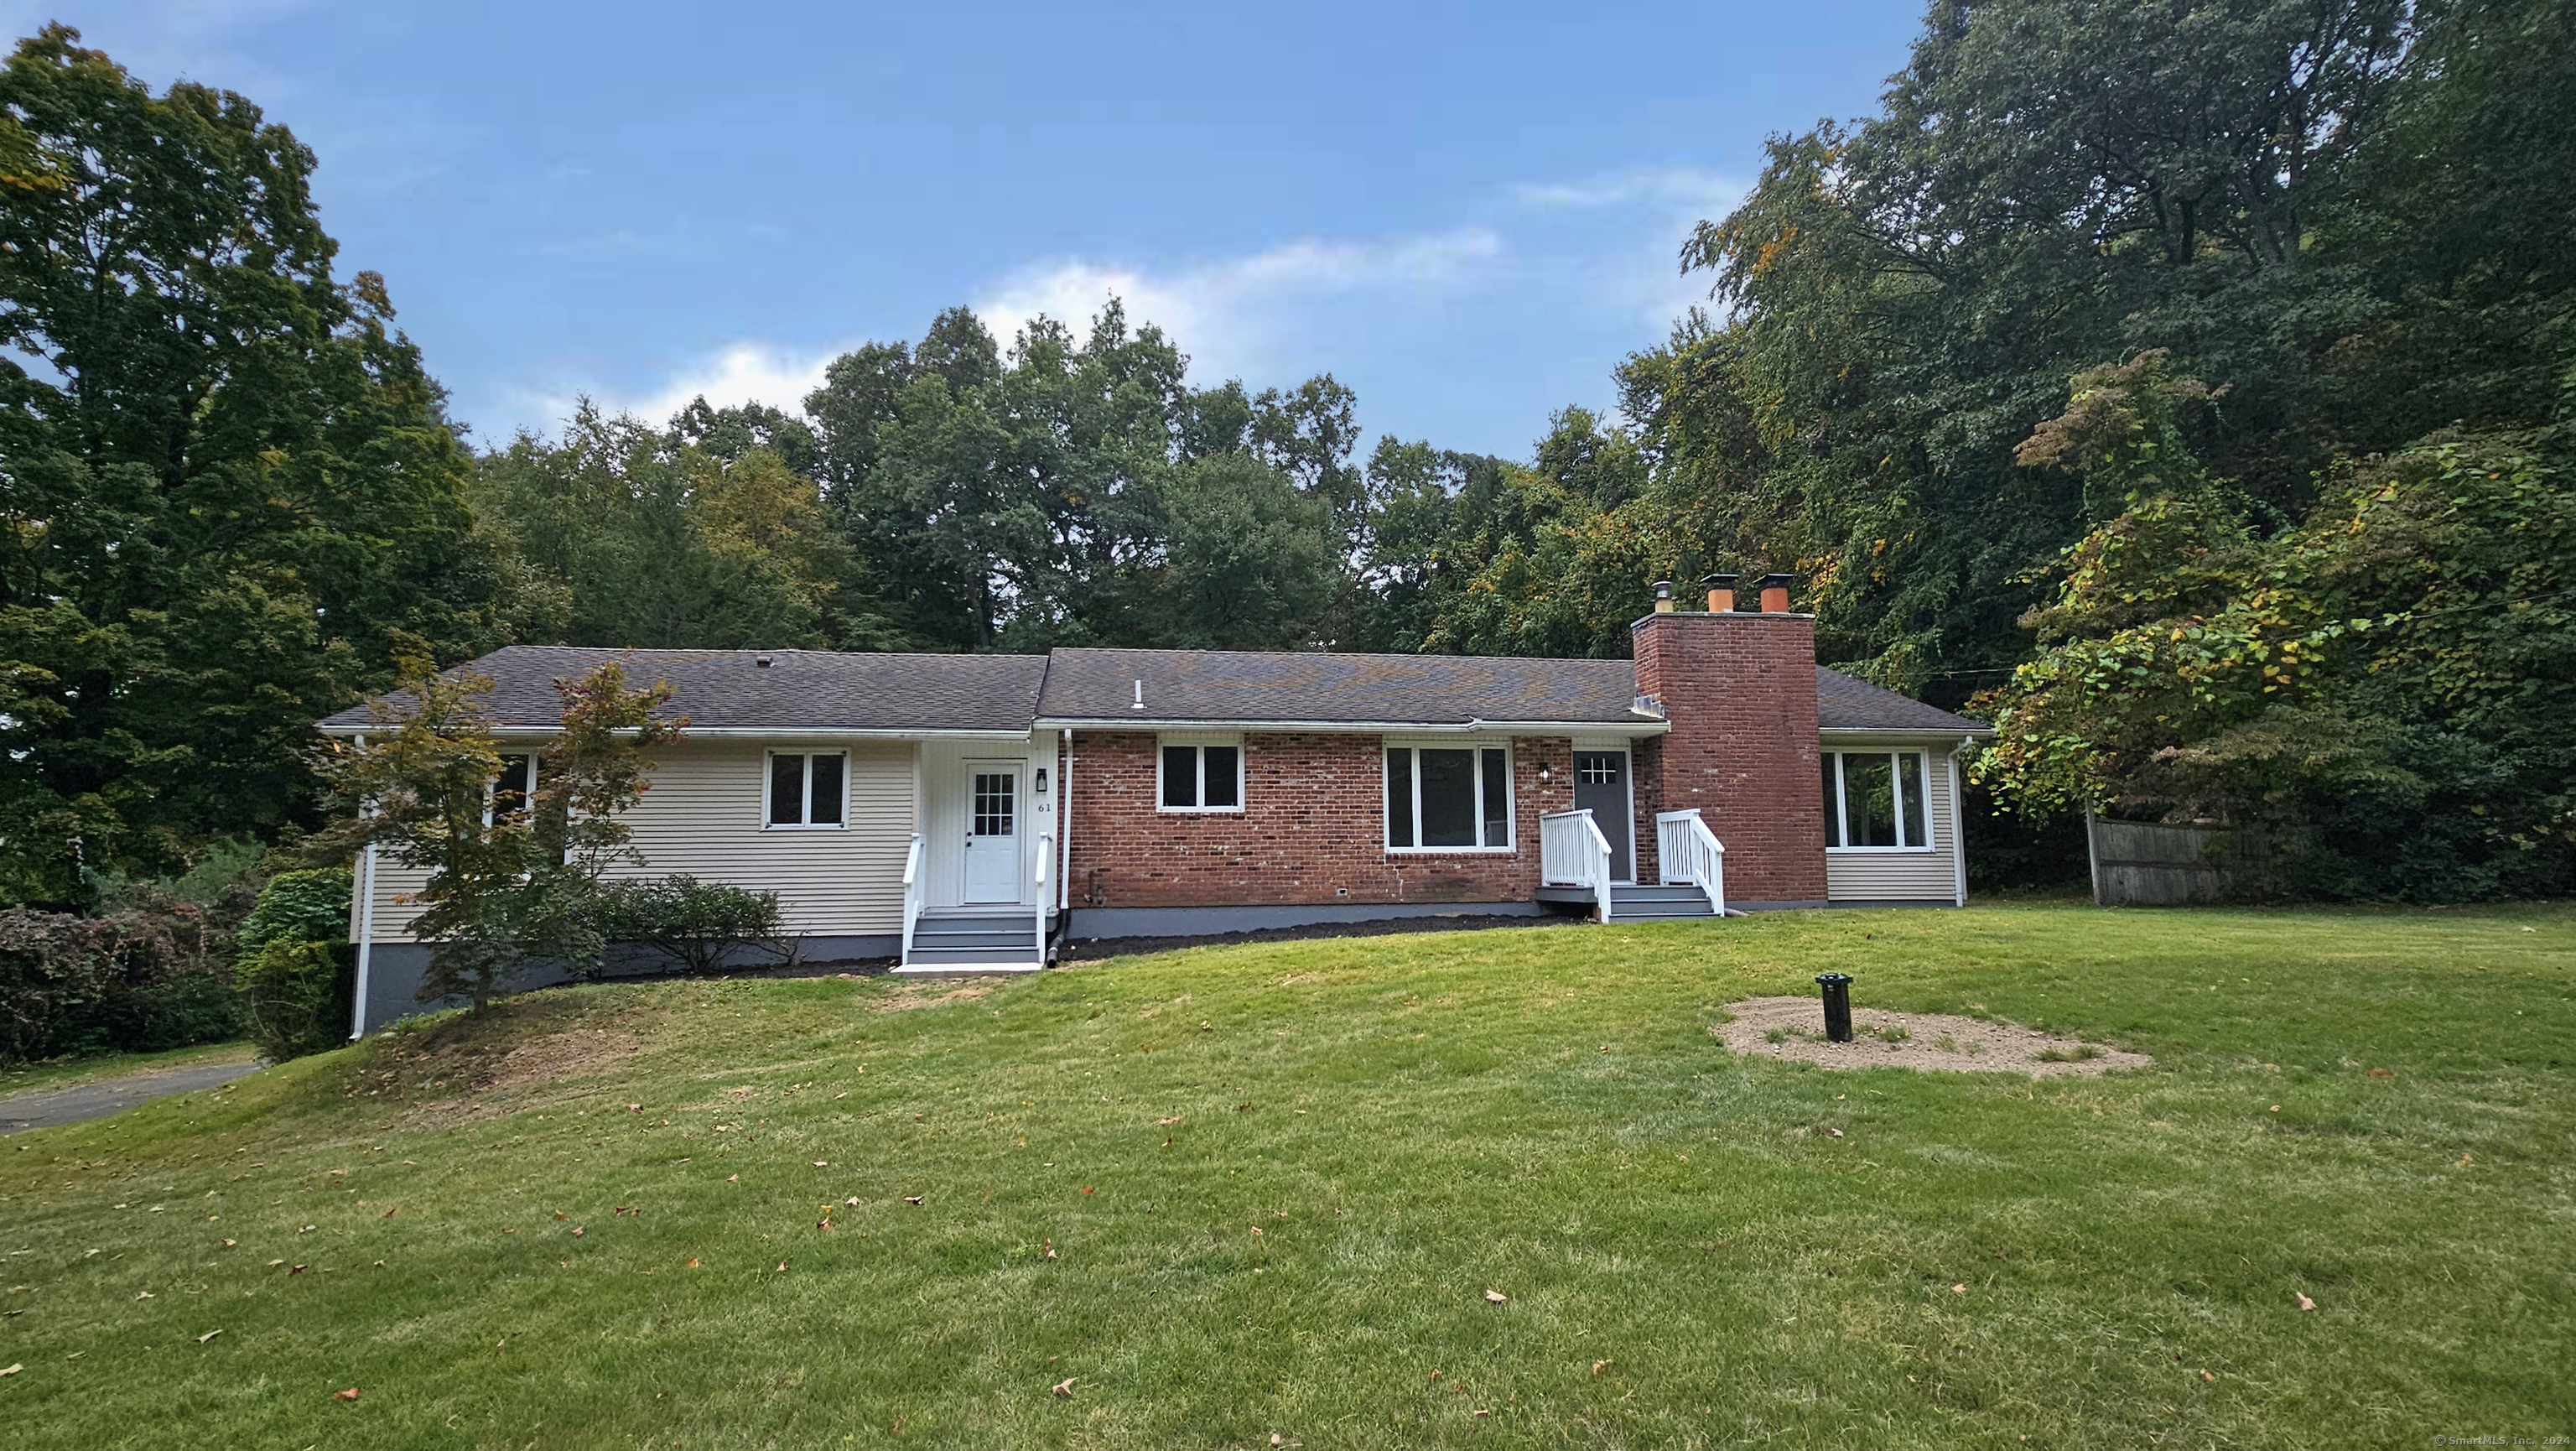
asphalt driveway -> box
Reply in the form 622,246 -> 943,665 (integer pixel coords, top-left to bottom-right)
0,1056 -> 262,1134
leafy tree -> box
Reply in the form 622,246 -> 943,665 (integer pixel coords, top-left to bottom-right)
1140,454 -> 1339,650
1973,361 -> 2576,899
315,659 -> 683,1009
0,26 -> 512,902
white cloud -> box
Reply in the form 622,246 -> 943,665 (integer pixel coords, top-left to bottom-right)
1514,166 -> 1741,212
974,227 -> 1504,381
512,341 -> 844,439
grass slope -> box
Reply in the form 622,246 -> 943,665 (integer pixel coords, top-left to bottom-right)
2,903 -> 2570,1448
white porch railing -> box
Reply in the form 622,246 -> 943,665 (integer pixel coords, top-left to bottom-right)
1540,809 -> 1616,923
1656,809 -> 1728,917
1031,832 -> 1053,965
900,833 -> 925,963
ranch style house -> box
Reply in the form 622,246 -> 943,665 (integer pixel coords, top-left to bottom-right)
321,575 -> 1988,1032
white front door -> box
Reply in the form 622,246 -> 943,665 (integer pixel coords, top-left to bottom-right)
962,761 -> 1021,903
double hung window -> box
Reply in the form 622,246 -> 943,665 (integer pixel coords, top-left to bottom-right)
1385,744 -> 1512,850
1822,751 -> 1931,850
487,753 -> 537,826
767,751 -> 846,828
1159,738 -> 1242,812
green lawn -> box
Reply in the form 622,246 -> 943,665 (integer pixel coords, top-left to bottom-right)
3,903 -> 2570,1448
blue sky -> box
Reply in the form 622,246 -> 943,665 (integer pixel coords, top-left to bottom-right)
8,1 -> 1922,459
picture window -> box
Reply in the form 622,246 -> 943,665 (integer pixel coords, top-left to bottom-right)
1822,751 -> 1929,850
1386,744 -> 1513,850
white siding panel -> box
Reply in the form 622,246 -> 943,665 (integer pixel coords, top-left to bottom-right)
1826,746 -> 1965,903
362,740 -> 917,942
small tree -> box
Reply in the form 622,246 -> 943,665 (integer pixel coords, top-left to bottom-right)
315,658 -> 683,1011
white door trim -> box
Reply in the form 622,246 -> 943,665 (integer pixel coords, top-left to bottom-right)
961,758 -> 1024,905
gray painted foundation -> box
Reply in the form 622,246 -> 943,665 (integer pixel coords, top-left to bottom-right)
354,934 -> 900,1034
1065,901 -> 1552,940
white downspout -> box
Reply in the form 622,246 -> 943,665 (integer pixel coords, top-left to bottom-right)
1950,739 -> 1971,907
349,733 -> 378,1039
1057,728 -> 1072,913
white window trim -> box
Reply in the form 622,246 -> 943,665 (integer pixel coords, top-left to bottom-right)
1384,738 -> 1516,854
765,749 -> 849,830
1155,733 -> 1245,814
484,752 -> 537,829
1824,750 -> 1937,853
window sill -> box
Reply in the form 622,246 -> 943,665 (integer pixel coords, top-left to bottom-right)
764,823 -> 848,831
1826,845 -> 1935,855
1385,845 -> 1517,856
1156,806 -> 1244,815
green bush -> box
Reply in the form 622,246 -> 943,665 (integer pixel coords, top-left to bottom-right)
239,868 -> 353,951
231,868 -> 352,1063
585,876 -> 790,976
234,939 -> 350,1063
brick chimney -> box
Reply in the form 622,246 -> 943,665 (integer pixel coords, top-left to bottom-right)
1631,579 -> 1827,905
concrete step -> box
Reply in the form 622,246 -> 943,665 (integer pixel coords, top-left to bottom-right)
903,944 -> 1044,965
912,928 -> 1039,949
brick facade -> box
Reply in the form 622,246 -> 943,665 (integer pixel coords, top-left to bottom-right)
1631,611 -> 1830,902
1066,731 -> 1581,908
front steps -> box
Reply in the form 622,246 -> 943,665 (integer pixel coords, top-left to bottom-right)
1607,884 -> 1722,921
898,908 -> 1049,973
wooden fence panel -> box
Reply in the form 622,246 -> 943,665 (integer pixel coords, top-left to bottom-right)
2086,813 -> 2232,906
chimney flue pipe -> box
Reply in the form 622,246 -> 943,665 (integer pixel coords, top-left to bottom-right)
1758,573 -> 1794,612
1701,573 -> 1737,612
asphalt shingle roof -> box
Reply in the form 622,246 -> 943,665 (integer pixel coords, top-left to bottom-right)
317,646 -> 1047,734
1035,647 -> 1649,726
1815,667 -> 1989,734
318,646 -> 1985,737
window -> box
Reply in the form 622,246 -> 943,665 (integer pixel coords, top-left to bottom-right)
487,753 -> 536,826
767,751 -> 846,828
1822,751 -> 1931,850
1385,743 -> 1513,850
1158,738 -> 1242,812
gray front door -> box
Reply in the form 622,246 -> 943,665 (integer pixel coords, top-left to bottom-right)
1573,750 -> 1633,883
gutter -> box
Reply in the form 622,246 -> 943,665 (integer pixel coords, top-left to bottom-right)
1032,716 -> 1671,736
314,724 -> 1037,741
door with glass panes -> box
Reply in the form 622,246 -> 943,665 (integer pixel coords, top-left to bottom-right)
962,762 -> 1021,903
1572,750 -> 1633,882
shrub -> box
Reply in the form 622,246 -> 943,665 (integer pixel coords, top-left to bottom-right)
235,939 -> 351,1063
585,876 -> 790,977
0,897 -> 236,1064
240,869 -> 353,951
232,868 -> 352,1064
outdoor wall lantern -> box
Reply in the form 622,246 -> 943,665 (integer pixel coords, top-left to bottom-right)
1034,767 -> 1051,794
1536,762 -> 1555,785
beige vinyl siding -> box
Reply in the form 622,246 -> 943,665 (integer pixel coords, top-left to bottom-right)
360,739 -> 917,942
1825,745 -> 1965,903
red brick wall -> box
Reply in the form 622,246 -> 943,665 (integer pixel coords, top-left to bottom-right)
1632,611 -> 1829,902
1067,731 -> 1579,908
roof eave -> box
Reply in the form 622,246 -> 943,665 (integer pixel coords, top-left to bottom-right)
1037,715 -> 1671,736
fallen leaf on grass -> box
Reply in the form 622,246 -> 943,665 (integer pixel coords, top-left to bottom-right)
267,1260 -> 285,1268
844,1196 -> 861,1207
904,1196 -> 922,1206
2368,1068 -> 2392,1079
626,1104 -> 641,1112
382,1207 -> 396,1219
1592,1360 -> 1611,1376
197,1330 -> 221,1344
813,1161 -> 828,1168
2199,1369 -> 2216,1383
333,1386 -> 361,1401
1950,1283 -> 1966,1294
1043,1239 -> 1057,1261
220,1240 -> 235,1247
775,1261 -> 789,1272
728,1175 -> 740,1183
1824,1127 -> 1845,1139
2296,1292 -> 2317,1312
685,1258 -> 700,1269
570,1228 -> 584,1238
1483,1290 -> 1507,1304
135,1290 -> 153,1299
1157,1116 -> 1182,1126
1051,1377 -> 1076,1397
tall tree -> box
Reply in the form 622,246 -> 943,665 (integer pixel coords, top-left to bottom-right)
0,26 -> 512,903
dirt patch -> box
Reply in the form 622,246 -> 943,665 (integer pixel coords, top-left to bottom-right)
866,982 -> 994,1013
1712,996 -> 2152,1077
348,994 -> 654,1124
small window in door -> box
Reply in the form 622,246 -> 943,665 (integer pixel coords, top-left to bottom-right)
973,772 -> 1016,836
767,751 -> 846,828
